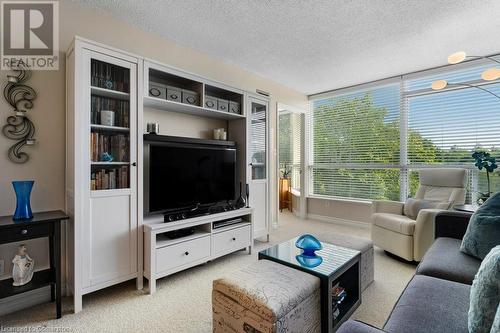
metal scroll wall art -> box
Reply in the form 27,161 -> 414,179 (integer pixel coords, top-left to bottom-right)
2,65 -> 37,163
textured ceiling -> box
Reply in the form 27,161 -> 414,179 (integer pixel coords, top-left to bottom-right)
73,0 -> 500,95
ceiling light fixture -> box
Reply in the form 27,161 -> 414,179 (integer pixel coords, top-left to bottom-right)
481,68 -> 500,81
431,51 -> 500,100
431,80 -> 448,90
447,51 -> 467,64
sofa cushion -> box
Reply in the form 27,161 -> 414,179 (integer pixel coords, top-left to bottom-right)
403,198 -> 450,220
491,306 -> 500,333
384,275 -> 470,333
461,191 -> 500,260
337,320 -> 384,333
372,213 -> 416,235
416,237 -> 481,285
468,246 -> 500,333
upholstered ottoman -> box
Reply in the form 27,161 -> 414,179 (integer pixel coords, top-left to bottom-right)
212,259 -> 321,333
317,233 -> 374,291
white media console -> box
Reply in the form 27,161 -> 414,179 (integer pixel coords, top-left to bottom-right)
144,208 -> 253,293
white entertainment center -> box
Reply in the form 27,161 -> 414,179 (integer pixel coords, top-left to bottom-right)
144,208 -> 253,294
66,37 -> 270,311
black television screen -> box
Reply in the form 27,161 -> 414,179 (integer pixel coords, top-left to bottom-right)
148,142 -> 236,213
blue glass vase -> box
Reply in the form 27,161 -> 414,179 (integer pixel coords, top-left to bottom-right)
12,180 -> 34,220
295,234 -> 322,256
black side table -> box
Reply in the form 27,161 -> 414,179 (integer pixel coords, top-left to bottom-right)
453,204 -> 479,213
259,237 -> 361,332
0,210 -> 68,319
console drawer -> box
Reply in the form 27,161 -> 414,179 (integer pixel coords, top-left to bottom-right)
156,235 -> 210,274
0,223 -> 53,243
212,225 -> 251,256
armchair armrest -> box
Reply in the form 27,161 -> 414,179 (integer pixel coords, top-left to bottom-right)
413,208 -> 446,261
337,320 -> 386,333
372,200 -> 404,215
434,211 -> 472,240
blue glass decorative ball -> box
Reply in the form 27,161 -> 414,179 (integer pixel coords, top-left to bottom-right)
296,254 -> 323,268
295,234 -> 322,255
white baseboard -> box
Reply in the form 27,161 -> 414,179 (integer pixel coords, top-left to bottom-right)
0,286 -> 51,316
307,213 -> 371,230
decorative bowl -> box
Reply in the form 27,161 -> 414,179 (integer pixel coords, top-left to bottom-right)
295,234 -> 322,255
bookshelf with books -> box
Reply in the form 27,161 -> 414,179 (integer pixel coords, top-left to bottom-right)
91,59 -> 130,93
90,59 -> 132,191
66,38 -> 139,313
91,166 -> 129,190
91,95 -> 130,128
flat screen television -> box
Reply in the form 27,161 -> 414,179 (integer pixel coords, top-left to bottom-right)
147,139 -> 236,214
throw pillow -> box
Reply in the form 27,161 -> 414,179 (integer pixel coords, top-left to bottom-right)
461,191 -> 500,260
403,198 -> 451,220
490,306 -> 500,333
468,245 -> 500,333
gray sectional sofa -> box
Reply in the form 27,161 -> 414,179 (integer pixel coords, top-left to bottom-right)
338,211 -> 481,333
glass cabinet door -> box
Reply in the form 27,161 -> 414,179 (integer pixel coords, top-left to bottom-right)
249,99 -> 268,180
89,57 -> 133,191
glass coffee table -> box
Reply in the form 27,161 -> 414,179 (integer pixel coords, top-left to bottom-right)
259,237 -> 361,332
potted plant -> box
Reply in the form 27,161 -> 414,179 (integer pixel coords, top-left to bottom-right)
281,163 -> 291,179
279,164 -> 292,211
472,150 -> 498,204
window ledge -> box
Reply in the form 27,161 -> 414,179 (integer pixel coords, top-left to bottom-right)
307,194 -> 372,205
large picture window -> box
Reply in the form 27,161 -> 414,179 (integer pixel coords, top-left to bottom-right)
312,84 -> 400,200
310,61 -> 500,203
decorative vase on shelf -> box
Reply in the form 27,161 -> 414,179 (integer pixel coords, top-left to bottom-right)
295,234 -> 322,256
12,180 -> 34,220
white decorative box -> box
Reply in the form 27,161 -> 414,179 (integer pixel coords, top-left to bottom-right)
205,95 -> 217,109
182,89 -> 199,105
229,101 -> 240,114
166,86 -> 181,102
149,82 -> 167,99
217,98 -> 229,112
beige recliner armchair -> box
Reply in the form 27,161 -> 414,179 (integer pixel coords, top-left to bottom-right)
371,168 -> 467,261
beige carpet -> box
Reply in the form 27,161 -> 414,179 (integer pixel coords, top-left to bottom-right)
0,213 -> 416,332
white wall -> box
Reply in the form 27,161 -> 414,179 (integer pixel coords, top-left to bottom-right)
0,1 -> 307,309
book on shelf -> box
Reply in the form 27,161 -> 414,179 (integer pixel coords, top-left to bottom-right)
91,59 -> 129,93
331,284 -> 347,321
91,166 -> 129,190
90,132 -> 128,162
91,95 -> 129,128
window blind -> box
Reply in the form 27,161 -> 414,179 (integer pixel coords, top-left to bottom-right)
310,59 -> 500,202
312,83 -> 401,200
279,112 -> 303,191
290,113 -> 302,191
406,72 -> 500,198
